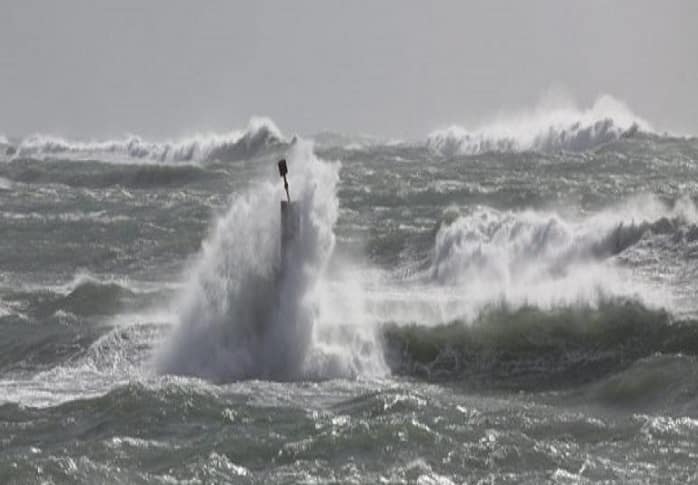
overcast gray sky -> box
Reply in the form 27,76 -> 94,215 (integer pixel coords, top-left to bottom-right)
1,1 -> 696,139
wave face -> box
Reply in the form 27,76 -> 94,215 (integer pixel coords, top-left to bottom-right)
154,141 -> 385,381
426,95 -> 652,155
382,300 -> 698,387
41,274 -> 136,318
9,117 -> 286,163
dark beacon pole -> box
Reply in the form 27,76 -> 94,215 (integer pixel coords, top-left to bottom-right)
278,159 -> 290,202
278,159 -> 299,262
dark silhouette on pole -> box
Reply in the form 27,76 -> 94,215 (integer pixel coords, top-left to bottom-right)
278,159 -> 290,202
278,159 -> 298,262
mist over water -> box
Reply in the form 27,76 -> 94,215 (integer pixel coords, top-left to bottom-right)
3,97 -> 698,482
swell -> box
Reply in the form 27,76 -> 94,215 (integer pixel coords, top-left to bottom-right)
3,274 -> 162,320
0,276 -> 165,371
0,159 -> 213,188
0,312 -> 102,373
576,353 -> 698,413
381,299 -> 698,390
41,280 -> 136,318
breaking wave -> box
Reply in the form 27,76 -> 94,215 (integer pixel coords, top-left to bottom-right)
363,194 -> 697,348
429,195 -> 695,307
363,193 -> 698,390
9,117 -> 286,163
426,95 -> 652,155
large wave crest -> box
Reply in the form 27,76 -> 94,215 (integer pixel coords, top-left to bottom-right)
10,117 -> 286,163
426,95 -> 652,155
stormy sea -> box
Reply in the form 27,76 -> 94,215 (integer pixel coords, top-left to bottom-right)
2,96 -> 698,483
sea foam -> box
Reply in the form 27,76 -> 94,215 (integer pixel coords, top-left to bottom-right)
426,95 -> 652,155
11,117 -> 286,163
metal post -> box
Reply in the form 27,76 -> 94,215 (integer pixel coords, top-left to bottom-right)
278,159 -> 298,261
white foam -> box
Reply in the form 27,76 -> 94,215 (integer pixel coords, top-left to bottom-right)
427,94 -> 653,155
11,117 -> 285,163
365,194 -> 693,326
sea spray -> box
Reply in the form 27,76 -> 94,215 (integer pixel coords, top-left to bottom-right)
426,94 -> 652,155
154,141 -> 386,381
4,95 -> 666,165
365,194 -> 695,327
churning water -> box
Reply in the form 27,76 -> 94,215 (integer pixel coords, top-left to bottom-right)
2,99 -> 698,483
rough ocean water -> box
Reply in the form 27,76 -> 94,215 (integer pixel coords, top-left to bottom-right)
2,97 -> 698,483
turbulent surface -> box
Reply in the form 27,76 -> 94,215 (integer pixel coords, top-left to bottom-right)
2,113 -> 698,483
